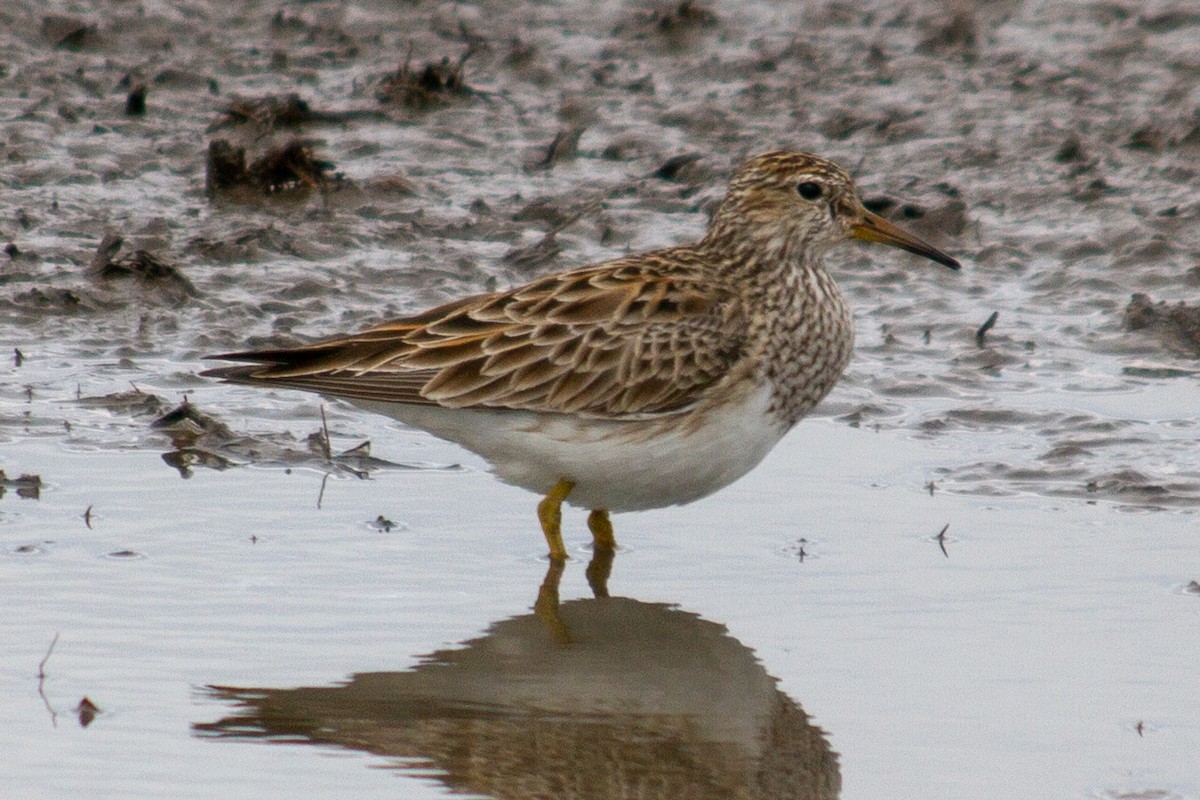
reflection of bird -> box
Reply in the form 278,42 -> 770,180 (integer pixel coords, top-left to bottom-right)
205,151 -> 959,560
197,595 -> 841,799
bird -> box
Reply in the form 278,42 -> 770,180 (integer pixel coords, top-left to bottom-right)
204,150 -> 960,562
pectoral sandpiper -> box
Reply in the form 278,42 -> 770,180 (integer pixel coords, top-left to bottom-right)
204,150 -> 959,562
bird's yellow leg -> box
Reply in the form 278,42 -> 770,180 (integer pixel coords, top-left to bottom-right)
585,509 -> 615,598
587,509 -> 616,551
537,478 -> 575,562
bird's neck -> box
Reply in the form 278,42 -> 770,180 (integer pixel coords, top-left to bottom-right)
695,236 -> 854,429
698,226 -> 830,289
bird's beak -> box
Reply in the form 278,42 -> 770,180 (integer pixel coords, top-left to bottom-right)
852,210 -> 960,270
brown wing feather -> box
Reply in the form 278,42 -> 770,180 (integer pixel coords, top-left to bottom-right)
203,250 -> 747,419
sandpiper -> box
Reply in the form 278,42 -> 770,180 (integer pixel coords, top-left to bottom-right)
205,151 -> 959,561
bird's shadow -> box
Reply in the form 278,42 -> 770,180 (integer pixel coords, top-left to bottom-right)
194,556 -> 841,799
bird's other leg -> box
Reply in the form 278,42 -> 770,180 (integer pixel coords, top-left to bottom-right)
586,509 -> 615,598
536,478 -> 575,562
587,509 -> 616,551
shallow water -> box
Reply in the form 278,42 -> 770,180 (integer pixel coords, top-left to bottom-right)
3,425 -> 1197,799
2,0 -> 1199,798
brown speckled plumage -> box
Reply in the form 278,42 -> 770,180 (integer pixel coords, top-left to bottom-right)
205,150 -> 958,545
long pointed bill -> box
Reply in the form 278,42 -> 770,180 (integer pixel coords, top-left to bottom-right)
852,210 -> 961,270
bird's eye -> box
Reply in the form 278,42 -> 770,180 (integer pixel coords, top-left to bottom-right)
796,182 -> 823,201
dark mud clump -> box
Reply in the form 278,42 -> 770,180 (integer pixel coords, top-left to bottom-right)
124,84 -> 147,116
209,93 -> 386,133
614,1 -> 719,44
205,138 -> 344,197
79,388 -> 170,419
139,394 -> 401,479
375,50 -> 474,109
1124,293 -> 1200,357
212,93 -> 317,131
89,233 -> 198,305
0,470 -> 43,500
40,15 -> 98,49
915,11 -> 979,61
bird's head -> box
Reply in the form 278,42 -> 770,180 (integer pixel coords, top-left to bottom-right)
703,150 -> 960,271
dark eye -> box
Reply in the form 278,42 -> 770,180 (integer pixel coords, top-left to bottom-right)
796,182 -> 823,201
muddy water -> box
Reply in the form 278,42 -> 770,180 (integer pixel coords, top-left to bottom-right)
2,1 -> 1198,798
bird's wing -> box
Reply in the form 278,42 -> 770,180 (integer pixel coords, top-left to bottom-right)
204,252 -> 747,419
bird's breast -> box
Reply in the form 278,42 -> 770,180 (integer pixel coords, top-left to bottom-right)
759,269 -> 854,427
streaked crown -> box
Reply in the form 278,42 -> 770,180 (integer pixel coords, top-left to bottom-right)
702,150 -> 960,273
702,150 -> 864,262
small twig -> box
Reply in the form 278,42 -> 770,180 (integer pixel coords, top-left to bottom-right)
318,405 -> 332,461
83,505 -> 93,529
975,311 -> 999,346
38,632 -> 59,680
317,472 -> 330,510
38,632 -> 60,727
935,523 -> 950,558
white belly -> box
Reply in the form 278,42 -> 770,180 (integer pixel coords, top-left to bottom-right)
349,385 -> 788,512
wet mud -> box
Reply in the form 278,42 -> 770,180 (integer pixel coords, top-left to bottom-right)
2,0 -> 1198,507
